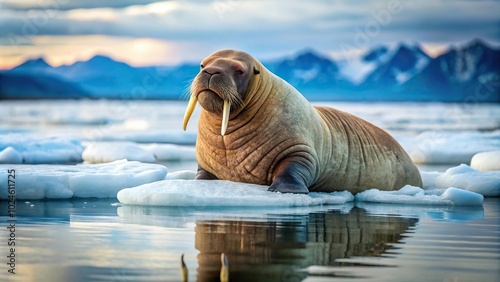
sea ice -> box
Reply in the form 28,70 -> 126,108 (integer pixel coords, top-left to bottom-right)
0,134 -> 84,164
470,151 -> 500,171
0,160 -> 167,200
141,144 -> 196,161
398,130 -> 500,164
118,168 -> 486,207
117,180 -> 355,207
95,130 -> 197,145
82,141 -> 156,163
82,142 -> 196,163
423,164 -> 500,197
164,170 -> 197,180
355,186 -> 483,206
0,147 -> 22,164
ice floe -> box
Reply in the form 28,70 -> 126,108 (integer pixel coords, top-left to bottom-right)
0,158 -> 495,204
94,130 -> 197,145
165,170 -> 197,180
471,151 -> 500,171
0,160 -> 167,200
118,169 -> 486,207
398,130 -> 500,164
0,134 -> 84,164
140,143 -> 196,161
82,142 -> 156,163
355,186 -> 483,206
82,142 -> 196,163
421,164 -> 500,197
117,180 -> 355,207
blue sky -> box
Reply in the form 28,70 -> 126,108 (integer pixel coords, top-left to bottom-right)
0,0 -> 498,69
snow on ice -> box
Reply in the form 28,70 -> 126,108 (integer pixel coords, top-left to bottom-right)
82,142 -> 156,163
95,130 -> 197,145
398,130 -> 500,164
421,164 -> 500,197
0,134 -> 83,164
0,160 -> 167,200
355,186 -> 483,206
117,180 -> 355,207
118,167 -> 489,207
141,143 -> 196,162
82,142 -> 196,163
471,151 -> 500,171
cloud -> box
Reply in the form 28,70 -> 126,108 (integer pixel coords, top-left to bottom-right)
0,0 -> 166,10
0,0 -> 499,68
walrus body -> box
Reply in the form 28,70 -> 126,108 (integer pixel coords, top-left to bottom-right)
183,50 -> 423,194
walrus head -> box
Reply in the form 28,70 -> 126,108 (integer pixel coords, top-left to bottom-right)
183,50 -> 261,135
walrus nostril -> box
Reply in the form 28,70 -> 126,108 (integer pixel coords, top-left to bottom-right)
203,68 -> 221,76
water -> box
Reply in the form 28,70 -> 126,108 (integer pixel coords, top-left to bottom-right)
0,100 -> 499,281
1,199 -> 498,281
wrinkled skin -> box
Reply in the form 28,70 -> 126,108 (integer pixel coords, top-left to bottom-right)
184,49 -> 423,194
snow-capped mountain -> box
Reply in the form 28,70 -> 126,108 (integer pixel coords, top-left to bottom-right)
336,46 -> 394,85
265,49 -> 354,99
361,44 -> 430,88
400,39 -> 500,101
1,39 -> 498,101
269,49 -> 341,85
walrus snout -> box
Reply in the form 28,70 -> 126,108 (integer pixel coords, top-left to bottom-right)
185,62 -> 248,136
198,89 -> 224,114
202,66 -> 222,76
184,50 -> 262,136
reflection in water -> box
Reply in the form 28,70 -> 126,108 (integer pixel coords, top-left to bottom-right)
194,208 -> 418,281
0,199 -> 494,282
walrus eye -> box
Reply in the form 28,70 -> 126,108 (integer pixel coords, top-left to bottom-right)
253,67 -> 260,75
235,70 -> 244,75
200,64 -> 204,69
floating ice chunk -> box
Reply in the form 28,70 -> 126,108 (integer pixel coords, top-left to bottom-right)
355,185 -> 483,206
420,171 -> 441,189
141,144 -> 196,161
0,134 -> 84,164
470,151 -> 500,171
82,142 -> 196,163
432,164 -> 500,197
95,130 -> 197,145
0,146 -> 22,164
82,142 -> 156,163
355,202 -> 484,222
0,160 -> 167,200
400,130 -> 500,164
117,180 -> 354,207
165,170 -> 197,180
441,188 -> 484,206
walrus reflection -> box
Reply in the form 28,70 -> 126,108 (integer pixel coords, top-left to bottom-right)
194,208 -> 418,282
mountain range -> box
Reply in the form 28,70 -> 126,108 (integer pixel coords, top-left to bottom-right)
1,39 -> 498,102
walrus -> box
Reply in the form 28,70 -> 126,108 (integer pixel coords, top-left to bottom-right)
183,49 -> 423,194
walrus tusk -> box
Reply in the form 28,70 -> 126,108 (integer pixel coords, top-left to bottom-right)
181,253 -> 188,282
183,95 -> 198,131
221,100 -> 230,136
220,253 -> 229,282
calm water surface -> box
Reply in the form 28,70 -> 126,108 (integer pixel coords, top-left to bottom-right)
1,198 -> 498,282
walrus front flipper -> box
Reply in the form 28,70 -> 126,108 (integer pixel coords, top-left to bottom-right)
196,166 -> 219,180
268,162 -> 310,194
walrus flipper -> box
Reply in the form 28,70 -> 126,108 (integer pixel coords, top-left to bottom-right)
268,162 -> 310,194
196,166 -> 219,180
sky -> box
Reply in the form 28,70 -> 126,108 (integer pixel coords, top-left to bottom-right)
0,0 -> 499,69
